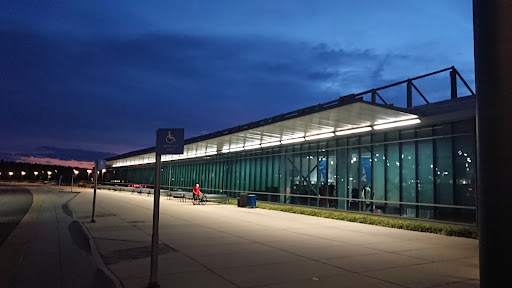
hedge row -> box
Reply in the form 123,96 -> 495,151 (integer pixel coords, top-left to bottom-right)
222,199 -> 478,239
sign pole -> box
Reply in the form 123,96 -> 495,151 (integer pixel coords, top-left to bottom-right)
149,128 -> 184,288
149,151 -> 161,287
91,161 -> 98,223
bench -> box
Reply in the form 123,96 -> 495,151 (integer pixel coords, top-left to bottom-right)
166,191 -> 193,202
166,191 -> 186,200
203,194 -> 228,204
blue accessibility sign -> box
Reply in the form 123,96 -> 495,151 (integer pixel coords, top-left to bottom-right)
156,128 -> 184,155
360,157 -> 371,184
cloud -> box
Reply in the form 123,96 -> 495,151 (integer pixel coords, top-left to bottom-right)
16,156 -> 94,169
0,146 -> 115,168
1,20 -> 473,156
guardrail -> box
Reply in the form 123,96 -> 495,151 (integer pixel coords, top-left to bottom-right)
98,183 -> 476,224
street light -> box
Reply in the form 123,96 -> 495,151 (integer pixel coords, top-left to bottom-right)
47,171 -> 52,182
8,171 -> 13,181
102,168 -> 106,182
34,171 -> 39,180
71,169 -> 79,192
87,169 -> 92,181
21,171 -> 26,181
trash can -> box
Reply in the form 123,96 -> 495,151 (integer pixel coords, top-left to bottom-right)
248,194 -> 257,208
238,192 -> 248,207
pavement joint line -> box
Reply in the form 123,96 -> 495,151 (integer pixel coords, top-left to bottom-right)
67,193 -> 125,288
426,279 -> 480,288
94,237 -> 151,243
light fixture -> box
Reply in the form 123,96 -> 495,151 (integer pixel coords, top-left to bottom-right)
244,144 -> 261,150
373,119 -> 421,130
374,115 -> 418,124
261,141 -> 281,147
21,171 -> 26,176
305,132 -> 335,141
229,147 -> 244,152
335,126 -> 372,136
281,137 -> 305,144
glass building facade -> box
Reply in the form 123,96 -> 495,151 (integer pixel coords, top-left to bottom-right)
108,118 -> 476,224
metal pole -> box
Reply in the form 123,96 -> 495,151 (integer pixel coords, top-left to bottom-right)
168,166 -> 172,191
450,68 -> 458,99
149,152 -> 161,288
406,80 -> 413,108
474,1 -> 512,287
91,161 -> 98,223
71,176 -> 73,193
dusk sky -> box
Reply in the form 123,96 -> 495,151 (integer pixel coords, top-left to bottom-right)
1,1 -> 475,167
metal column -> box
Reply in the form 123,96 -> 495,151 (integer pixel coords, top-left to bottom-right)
474,1 -> 512,286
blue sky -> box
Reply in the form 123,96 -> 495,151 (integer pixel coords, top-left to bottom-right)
0,1 -> 474,162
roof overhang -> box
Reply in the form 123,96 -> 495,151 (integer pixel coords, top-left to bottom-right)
109,102 -> 419,167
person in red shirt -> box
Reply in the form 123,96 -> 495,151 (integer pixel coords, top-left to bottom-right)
192,183 -> 202,204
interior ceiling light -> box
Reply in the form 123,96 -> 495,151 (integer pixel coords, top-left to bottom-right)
374,115 -> 418,125
261,141 -> 281,147
281,137 -> 305,144
306,130 -> 333,137
244,144 -> 261,150
373,119 -> 421,130
335,127 -> 372,136
305,132 -> 335,141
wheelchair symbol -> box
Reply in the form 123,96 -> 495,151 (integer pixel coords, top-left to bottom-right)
166,131 -> 176,144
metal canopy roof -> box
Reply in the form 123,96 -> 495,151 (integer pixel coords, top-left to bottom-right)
109,101 -> 417,166
180,102 -> 416,155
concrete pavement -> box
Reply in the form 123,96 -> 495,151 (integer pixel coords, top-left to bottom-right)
67,187 -> 479,288
0,185 -> 116,288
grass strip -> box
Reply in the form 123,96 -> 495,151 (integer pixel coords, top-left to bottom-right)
219,199 -> 478,239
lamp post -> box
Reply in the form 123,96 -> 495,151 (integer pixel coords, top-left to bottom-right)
34,171 -> 39,180
9,171 -> 13,181
21,171 -> 26,181
102,169 -> 106,183
71,169 -> 79,192
87,169 -> 92,181
47,171 -> 52,182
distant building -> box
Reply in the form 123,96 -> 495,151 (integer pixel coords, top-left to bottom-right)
106,67 -> 476,224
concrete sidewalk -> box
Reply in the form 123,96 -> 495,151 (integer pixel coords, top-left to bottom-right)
68,187 -> 479,288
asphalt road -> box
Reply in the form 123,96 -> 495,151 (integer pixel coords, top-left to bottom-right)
0,186 -> 33,246
0,184 -> 116,288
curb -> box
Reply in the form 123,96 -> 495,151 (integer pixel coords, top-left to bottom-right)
65,194 -> 125,288
77,220 -> 125,288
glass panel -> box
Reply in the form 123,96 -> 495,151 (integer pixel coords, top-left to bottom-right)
401,141 -> 416,217
373,132 -> 385,214
272,155 -> 280,202
337,147 -> 348,210
435,137 -> 454,221
348,145 -> 359,211
327,150 -> 337,208
418,139 -> 434,219
454,134 -> 476,222
255,157 -> 261,192
386,142 -> 400,215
